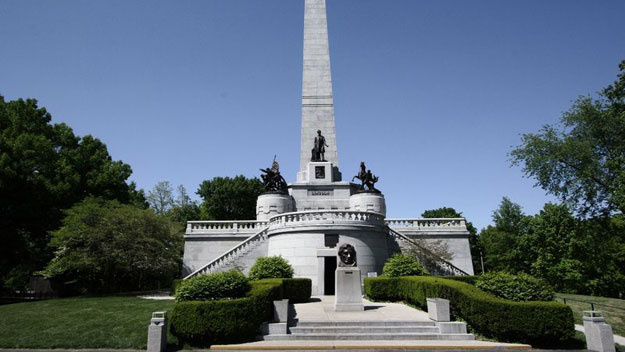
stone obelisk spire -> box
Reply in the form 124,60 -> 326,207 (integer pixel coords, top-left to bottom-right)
298,0 -> 339,181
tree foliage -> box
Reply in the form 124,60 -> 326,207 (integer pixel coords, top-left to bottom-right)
147,181 -> 174,215
480,197 -> 625,297
41,197 -> 182,294
0,96 -> 136,291
197,176 -> 264,220
248,256 -> 294,280
510,60 -> 625,216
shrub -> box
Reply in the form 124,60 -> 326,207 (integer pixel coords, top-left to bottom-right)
171,279 -> 283,346
475,272 -> 555,302
364,276 -> 574,346
382,254 -> 429,277
249,256 -> 294,280
445,275 -> 478,285
175,270 -> 249,302
282,278 -> 312,303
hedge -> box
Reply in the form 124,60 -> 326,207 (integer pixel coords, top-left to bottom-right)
364,276 -> 574,346
445,275 -> 478,285
283,278 -> 312,303
170,278 -> 311,346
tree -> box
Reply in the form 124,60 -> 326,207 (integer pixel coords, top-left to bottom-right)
147,181 -> 174,215
168,185 -> 201,225
510,60 -> 625,216
41,197 -> 182,294
479,197 -> 530,273
421,207 -> 481,272
197,176 -> 264,220
0,96 -> 136,291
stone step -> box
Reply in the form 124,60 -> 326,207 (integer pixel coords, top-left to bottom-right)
295,320 -> 435,327
290,326 -> 440,334
263,333 -> 475,341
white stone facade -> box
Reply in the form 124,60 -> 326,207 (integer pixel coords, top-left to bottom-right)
180,0 -> 474,281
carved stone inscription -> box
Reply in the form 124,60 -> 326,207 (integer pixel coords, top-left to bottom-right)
308,190 -> 333,196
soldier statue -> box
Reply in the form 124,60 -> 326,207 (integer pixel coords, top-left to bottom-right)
311,130 -> 329,162
352,162 -> 380,193
260,156 -> 288,194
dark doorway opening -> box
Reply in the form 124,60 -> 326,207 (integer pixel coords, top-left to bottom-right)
324,256 -> 337,295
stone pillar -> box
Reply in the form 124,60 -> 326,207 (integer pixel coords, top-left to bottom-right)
427,298 -> 450,322
256,193 -> 294,221
334,266 -> 364,311
583,311 -> 616,352
147,312 -> 167,352
299,0 -> 340,182
349,192 -> 386,216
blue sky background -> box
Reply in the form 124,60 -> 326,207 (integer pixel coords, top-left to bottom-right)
1,0 -> 624,230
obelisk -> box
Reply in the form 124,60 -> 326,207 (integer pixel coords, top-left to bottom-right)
297,0 -> 340,182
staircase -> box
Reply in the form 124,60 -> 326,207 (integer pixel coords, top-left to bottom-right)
264,320 -> 474,341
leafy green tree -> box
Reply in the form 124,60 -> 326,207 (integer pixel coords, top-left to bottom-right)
510,60 -> 625,216
421,207 -> 480,272
479,197 -> 530,273
382,253 -> 429,277
197,176 -> 264,220
0,96 -> 135,291
147,181 -> 174,215
41,197 -> 182,294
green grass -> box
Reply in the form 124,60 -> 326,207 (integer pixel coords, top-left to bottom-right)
556,293 -> 625,337
0,296 -> 176,349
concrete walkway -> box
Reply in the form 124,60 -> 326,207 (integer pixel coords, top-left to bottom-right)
211,296 -> 531,350
292,296 -> 431,323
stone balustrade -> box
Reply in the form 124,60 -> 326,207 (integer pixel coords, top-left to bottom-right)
385,218 -> 467,230
186,220 -> 268,234
268,210 -> 386,228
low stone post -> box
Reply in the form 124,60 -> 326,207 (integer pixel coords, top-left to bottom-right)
583,311 -> 615,352
147,311 -> 167,352
426,298 -> 450,322
261,300 -> 289,336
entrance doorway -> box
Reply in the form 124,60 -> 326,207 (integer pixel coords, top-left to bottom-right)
324,256 -> 337,295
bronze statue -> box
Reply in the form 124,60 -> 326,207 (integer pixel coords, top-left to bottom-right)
260,156 -> 288,194
311,130 -> 328,162
351,162 -> 380,193
338,244 -> 357,267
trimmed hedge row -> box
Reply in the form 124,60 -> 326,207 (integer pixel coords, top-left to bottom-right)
445,275 -> 478,285
170,278 -> 311,346
364,276 -> 574,346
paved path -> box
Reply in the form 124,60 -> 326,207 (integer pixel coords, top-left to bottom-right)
292,296 -> 431,323
211,296 -> 531,350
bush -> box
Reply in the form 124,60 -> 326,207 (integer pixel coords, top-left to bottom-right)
171,279 -> 282,346
282,278 -> 312,303
382,254 -> 429,277
445,276 -> 478,285
249,256 -> 294,280
364,276 -> 574,346
175,271 -> 249,302
476,272 -> 555,302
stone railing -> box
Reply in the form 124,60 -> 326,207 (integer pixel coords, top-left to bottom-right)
186,220 -> 268,234
388,227 -> 469,276
184,226 -> 270,279
269,210 -> 386,228
386,218 -> 467,231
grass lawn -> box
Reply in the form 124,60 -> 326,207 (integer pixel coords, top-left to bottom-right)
556,293 -> 625,337
0,296 -> 176,349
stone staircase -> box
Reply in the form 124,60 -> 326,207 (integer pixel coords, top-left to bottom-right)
218,239 -> 269,274
263,320 -> 474,341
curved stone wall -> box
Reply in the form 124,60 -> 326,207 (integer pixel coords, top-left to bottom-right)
349,192 -> 386,216
256,193 -> 294,221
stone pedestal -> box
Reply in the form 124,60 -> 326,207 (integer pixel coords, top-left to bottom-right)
256,193 -> 294,221
147,312 -> 167,352
334,267 -> 364,312
427,298 -> 450,322
349,192 -> 386,216
583,311 -> 616,352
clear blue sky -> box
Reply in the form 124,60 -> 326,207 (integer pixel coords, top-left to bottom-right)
1,0 -> 624,229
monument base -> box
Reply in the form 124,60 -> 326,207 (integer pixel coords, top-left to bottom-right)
334,267 -> 364,312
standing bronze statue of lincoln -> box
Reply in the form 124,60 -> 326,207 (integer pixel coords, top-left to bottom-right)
311,130 -> 328,162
